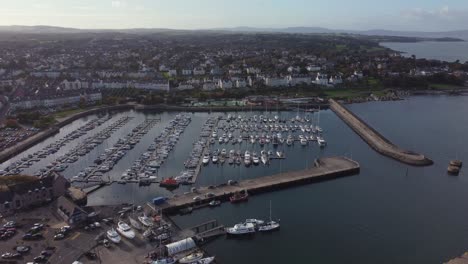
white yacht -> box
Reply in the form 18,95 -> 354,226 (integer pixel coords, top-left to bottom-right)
212,155 -> 219,163
244,151 -> 251,166
138,214 -> 154,227
252,152 -> 260,165
117,221 -> 135,239
258,220 -> 281,232
300,138 -> 308,146
261,153 -> 268,165
258,201 -> 280,232
226,222 -> 256,235
179,252 -> 204,264
245,219 -> 265,225
317,136 -> 327,147
106,228 -> 121,243
202,154 -> 210,164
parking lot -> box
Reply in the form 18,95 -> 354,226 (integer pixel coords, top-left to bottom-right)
0,127 -> 39,151
0,205 -> 98,264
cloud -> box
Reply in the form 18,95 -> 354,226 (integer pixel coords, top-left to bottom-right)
111,1 -> 126,8
402,6 -> 465,21
398,6 -> 468,30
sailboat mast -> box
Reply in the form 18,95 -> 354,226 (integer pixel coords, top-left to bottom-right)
269,200 -> 272,221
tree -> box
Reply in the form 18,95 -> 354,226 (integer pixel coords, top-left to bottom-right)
5,119 -> 19,128
79,97 -> 87,108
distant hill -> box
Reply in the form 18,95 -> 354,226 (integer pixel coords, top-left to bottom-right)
0,25 -> 467,40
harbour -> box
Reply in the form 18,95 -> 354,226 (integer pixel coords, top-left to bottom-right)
1,96 -> 468,263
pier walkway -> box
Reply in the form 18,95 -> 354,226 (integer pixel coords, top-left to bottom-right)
158,156 -> 359,214
329,99 -> 433,166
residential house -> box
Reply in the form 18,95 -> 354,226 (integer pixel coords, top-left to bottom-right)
0,173 -> 69,215
218,80 -> 233,90
193,67 -> 206,76
314,73 -> 329,86
265,77 -> 289,87
56,196 -> 87,226
182,69 -> 193,76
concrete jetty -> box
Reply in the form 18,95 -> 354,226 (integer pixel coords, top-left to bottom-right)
157,156 -> 360,214
329,99 -> 433,166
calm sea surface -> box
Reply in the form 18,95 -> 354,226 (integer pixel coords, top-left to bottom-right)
3,96 -> 468,263
381,41 -> 468,62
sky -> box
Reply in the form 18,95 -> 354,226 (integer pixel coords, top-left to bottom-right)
0,0 -> 468,31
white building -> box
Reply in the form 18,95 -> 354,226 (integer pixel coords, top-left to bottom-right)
229,69 -> 242,75
30,71 -> 61,78
202,82 -> 217,91
236,79 -> 247,88
315,73 -> 329,86
168,69 -> 177,77
182,69 -> 193,76
132,82 -> 170,92
193,67 -> 206,76
97,71 -> 124,78
287,66 -> 301,73
176,83 -> 195,91
62,80 -> 89,90
246,67 -> 261,74
306,65 -> 321,72
11,92 -> 102,110
288,76 -> 311,86
329,75 -> 343,85
265,77 -> 289,87
0,79 -> 13,87
218,80 -> 233,90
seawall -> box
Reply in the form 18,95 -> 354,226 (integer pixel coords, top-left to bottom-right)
329,99 -> 433,166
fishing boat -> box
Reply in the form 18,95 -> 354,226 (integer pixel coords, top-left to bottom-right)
179,252 -> 204,264
106,228 -> 121,243
117,221 -> 135,239
160,178 -> 179,188
226,222 -> 256,235
258,201 -> 280,232
230,190 -> 249,203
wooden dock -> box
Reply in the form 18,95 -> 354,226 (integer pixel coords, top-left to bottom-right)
158,156 -> 360,214
329,99 -> 433,166
190,117 -> 219,184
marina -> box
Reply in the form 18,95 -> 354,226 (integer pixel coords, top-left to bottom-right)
3,95 -> 468,264
0,115 -> 113,175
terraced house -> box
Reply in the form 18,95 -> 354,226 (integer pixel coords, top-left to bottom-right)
0,174 -> 69,215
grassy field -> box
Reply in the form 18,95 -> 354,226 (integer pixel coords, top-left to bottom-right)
53,108 -> 90,119
429,83 -> 468,90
